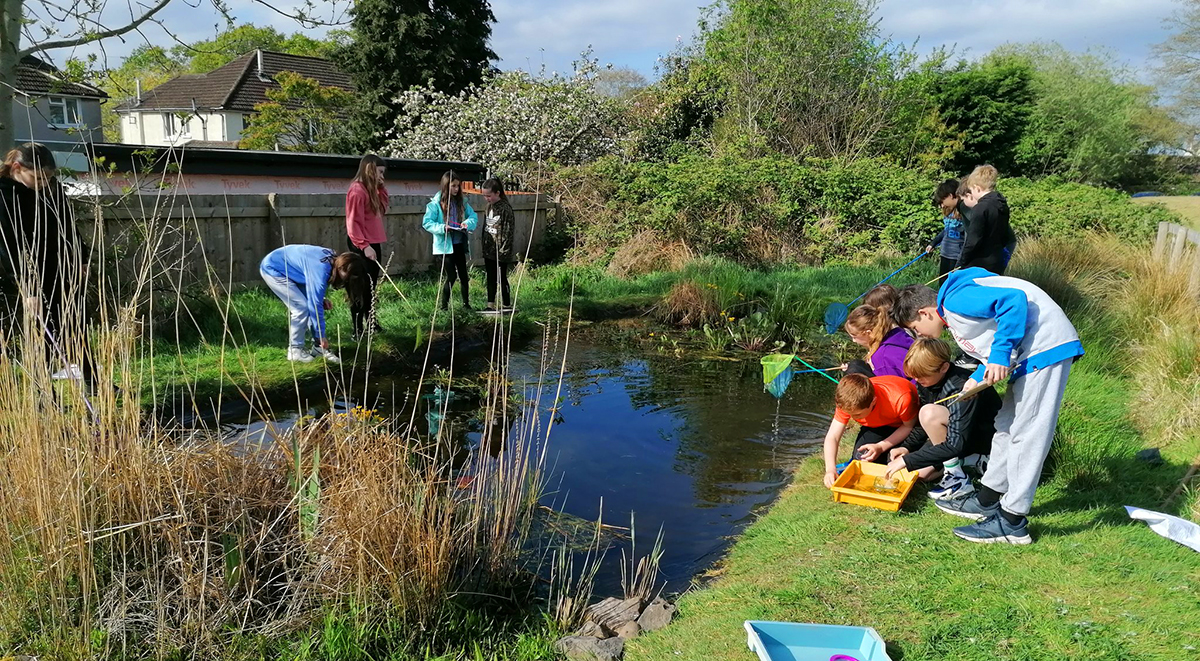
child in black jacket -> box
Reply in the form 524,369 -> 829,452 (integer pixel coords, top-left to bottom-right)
886,338 -> 1000,502
956,165 -> 1017,275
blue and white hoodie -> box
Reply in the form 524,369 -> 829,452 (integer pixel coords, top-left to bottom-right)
937,268 -> 1084,382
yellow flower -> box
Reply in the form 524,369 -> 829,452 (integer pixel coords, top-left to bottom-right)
650,332 -> 655,336
729,316 -> 736,321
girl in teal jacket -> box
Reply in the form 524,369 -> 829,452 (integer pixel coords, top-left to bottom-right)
422,170 -> 478,310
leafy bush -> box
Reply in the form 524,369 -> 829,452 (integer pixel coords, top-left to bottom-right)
999,177 -> 1173,242
553,153 -> 1176,265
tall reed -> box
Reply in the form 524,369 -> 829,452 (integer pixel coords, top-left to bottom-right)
0,161 -> 567,659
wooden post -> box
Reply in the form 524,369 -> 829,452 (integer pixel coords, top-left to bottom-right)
1168,223 -> 1187,270
1190,229 -> 1200,293
1154,221 -> 1170,261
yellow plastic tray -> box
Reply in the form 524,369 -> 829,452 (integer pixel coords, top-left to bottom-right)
830,460 -> 917,512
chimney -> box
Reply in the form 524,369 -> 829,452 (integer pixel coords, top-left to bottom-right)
257,49 -> 264,77
136,79 -> 141,104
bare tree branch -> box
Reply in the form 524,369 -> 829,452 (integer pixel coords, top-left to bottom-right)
20,0 -> 173,56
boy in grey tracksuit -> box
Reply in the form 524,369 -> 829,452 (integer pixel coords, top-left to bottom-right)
893,268 -> 1084,545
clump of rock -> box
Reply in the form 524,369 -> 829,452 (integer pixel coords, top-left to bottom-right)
555,596 -> 677,661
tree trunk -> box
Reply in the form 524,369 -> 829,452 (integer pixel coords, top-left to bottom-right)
0,0 -> 22,152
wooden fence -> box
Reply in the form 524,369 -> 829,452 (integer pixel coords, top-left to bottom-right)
1152,221 -> 1200,292
75,193 -> 557,288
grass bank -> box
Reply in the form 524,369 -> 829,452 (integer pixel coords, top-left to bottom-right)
627,235 -> 1200,661
138,254 -> 932,411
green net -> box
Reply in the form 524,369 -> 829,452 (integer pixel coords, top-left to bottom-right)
761,354 -> 796,385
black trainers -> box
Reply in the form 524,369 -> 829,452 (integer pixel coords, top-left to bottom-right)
934,493 -> 1001,521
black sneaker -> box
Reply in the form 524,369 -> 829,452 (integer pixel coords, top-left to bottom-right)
934,493 -> 1001,521
953,513 -> 1032,545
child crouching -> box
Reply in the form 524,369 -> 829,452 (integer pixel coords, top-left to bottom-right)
822,374 -> 919,488
886,338 -> 1000,502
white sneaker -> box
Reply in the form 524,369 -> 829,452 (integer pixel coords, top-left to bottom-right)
52,364 -> 84,380
928,473 -> 976,501
286,347 -> 315,363
963,454 -> 990,475
312,347 -> 341,364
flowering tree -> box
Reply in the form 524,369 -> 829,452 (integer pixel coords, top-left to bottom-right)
384,58 -> 627,181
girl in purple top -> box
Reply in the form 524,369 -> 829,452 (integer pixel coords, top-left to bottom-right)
844,304 -> 914,379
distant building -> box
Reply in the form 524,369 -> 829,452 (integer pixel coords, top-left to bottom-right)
11,55 -> 107,169
115,50 -> 353,147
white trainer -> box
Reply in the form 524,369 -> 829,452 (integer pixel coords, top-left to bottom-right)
928,474 -> 976,502
286,347 -> 315,363
312,347 -> 341,364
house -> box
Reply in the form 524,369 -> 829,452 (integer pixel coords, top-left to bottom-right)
115,50 -> 353,147
12,55 -> 107,169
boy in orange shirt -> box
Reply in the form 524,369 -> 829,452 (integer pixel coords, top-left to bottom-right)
822,374 -> 919,488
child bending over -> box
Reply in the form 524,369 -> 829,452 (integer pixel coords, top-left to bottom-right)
893,269 -> 1083,545
886,337 -> 1000,502
821,374 -> 919,488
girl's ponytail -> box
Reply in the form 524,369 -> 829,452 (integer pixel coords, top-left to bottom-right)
845,305 -> 893,358
0,143 -> 55,180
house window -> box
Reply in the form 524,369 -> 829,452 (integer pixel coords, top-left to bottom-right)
163,113 -> 188,140
47,96 -> 82,127
128,114 -> 137,125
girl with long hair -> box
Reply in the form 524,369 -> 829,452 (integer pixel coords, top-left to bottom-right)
345,153 -> 388,336
844,302 -> 913,379
259,246 -> 371,363
480,177 -> 515,312
421,170 -> 478,310
0,142 -> 96,387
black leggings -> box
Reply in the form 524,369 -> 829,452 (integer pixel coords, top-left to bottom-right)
485,258 -> 511,307
440,241 -> 470,308
855,425 -> 899,464
938,256 -> 956,284
346,238 -> 382,334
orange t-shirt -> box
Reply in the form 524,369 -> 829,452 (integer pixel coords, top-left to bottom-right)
834,375 -> 918,428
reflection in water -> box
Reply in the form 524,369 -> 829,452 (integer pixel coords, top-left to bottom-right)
219,332 -> 834,595
505,341 -> 833,593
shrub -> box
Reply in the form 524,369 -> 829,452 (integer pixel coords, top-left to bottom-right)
552,153 -> 1178,266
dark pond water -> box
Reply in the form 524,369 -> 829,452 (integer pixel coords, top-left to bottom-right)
222,328 -> 837,595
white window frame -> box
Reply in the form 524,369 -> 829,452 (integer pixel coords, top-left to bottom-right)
47,96 -> 83,128
163,112 -> 190,141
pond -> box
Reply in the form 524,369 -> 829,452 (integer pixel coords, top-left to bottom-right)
221,325 -> 837,596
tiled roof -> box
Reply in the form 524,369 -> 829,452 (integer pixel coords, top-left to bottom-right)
16,56 -> 107,99
115,50 -> 353,113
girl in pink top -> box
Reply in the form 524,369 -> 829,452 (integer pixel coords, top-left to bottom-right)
345,154 -> 389,337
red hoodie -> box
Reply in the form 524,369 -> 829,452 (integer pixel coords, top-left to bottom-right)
345,181 -> 389,249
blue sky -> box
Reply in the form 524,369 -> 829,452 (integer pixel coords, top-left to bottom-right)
49,0 -> 1186,79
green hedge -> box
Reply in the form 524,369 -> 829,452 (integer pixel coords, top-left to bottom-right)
559,154 -> 1177,264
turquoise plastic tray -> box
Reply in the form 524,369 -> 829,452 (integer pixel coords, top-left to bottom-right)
744,620 -> 892,661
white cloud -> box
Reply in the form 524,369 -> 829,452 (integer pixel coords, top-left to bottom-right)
489,0 -> 703,75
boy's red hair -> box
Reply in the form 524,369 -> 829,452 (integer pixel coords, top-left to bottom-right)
835,374 -> 875,414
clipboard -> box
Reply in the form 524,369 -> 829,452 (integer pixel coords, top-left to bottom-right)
934,379 -> 995,406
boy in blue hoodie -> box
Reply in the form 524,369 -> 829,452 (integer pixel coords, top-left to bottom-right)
892,269 -> 1084,545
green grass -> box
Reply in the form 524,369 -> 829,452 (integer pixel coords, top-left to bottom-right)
625,240 -> 1200,661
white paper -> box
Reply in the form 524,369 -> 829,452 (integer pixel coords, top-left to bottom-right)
1125,506 -> 1200,553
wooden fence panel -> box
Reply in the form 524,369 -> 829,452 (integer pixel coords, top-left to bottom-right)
72,192 -> 556,289
1154,222 -> 1200,294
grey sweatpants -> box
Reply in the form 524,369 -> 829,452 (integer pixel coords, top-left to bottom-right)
982,359 -> 1073,516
